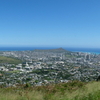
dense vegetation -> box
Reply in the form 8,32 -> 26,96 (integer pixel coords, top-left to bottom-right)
0,81 -> 100,100
0,56 -> 22,64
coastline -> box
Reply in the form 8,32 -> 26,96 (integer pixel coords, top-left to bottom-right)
0,47 -> 100,54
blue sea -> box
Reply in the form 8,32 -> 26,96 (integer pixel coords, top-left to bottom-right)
0,47 -> 100,54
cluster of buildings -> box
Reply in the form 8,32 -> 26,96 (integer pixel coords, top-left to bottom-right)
0,48 -> 100,87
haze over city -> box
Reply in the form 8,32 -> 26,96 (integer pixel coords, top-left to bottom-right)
0,0 -> 100,48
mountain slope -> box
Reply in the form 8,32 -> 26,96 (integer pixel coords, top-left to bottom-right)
33,48 -> 70,53
0,81 -> 100,100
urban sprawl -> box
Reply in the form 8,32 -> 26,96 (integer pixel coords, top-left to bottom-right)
0,48 -> 100,87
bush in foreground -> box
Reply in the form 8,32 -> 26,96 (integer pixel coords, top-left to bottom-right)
0,81 -> 100,100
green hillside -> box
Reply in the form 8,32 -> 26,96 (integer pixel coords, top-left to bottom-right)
0,81 -> 100,100
0,56 -> 22,64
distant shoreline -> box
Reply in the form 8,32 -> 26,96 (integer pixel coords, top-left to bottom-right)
0,47 -> 100,54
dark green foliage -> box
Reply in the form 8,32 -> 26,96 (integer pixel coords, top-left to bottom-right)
57,72 -> 71,79
24,83 -> 31,88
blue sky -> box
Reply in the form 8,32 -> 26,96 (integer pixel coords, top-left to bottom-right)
0,0 -> 100,48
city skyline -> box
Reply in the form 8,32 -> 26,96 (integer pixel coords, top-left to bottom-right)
0,0 -> 100,48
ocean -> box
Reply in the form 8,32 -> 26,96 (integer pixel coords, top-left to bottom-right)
64,48 -> 100,54
0,47 -> 100,54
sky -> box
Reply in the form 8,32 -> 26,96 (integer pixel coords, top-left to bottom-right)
0,0 -> 100,48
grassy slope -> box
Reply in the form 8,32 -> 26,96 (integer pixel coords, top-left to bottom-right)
0,81 -> 100,100
0,56 -> 22,64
